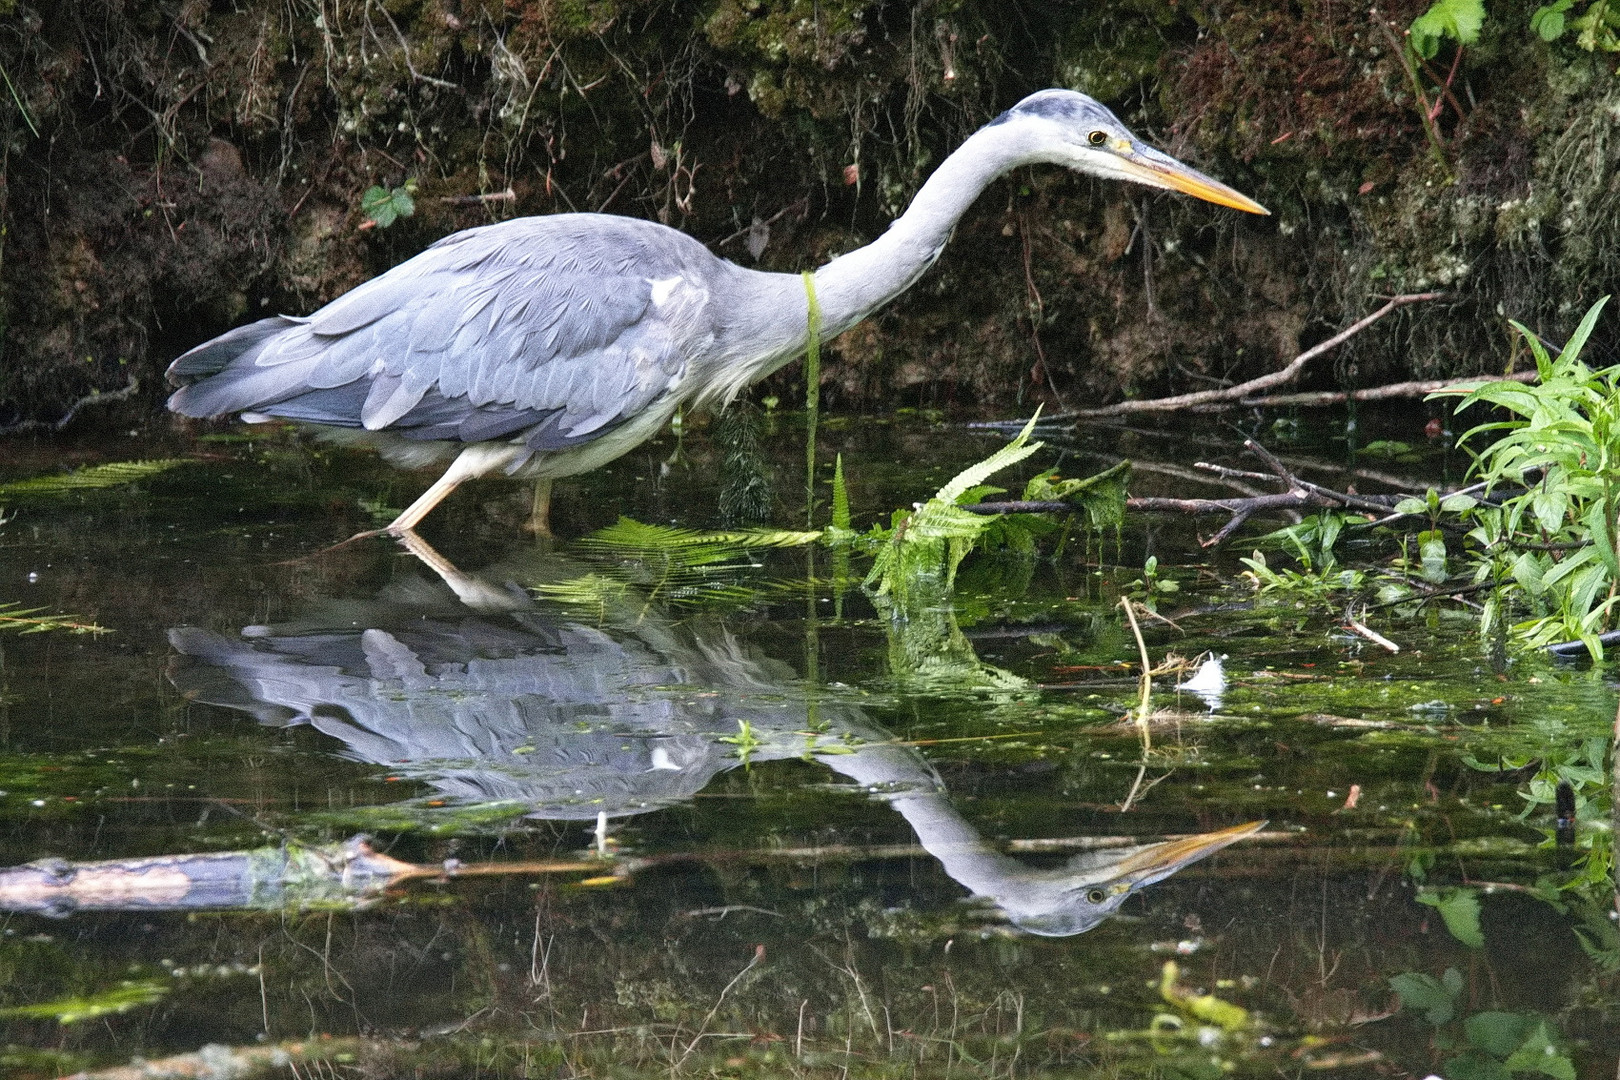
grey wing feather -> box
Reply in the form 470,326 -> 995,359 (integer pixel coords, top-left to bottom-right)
167,215 -> 716,451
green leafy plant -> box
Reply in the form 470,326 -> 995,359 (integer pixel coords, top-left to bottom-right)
535,518 -> 821,616
1391,967 -> 1466,1025
1238,512 -> 1373,607
861,416 -> 1045,604
1380,0 -> 1483,172
1390,964 -> 1576,1079
1417,886 -> 1485,948
719,719 -> 763,764
1434,297 -> 1620,655
1409,0 -> 1486,58
1531,0 -> 1620,49
361,182 -> 417,228
1126,555 -> 1180,611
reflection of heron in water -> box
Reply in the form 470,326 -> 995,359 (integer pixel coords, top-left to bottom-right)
169,540 -> 1259,937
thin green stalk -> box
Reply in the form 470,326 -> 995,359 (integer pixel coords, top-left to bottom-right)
802,272 -> 823,723
0,61 -> 38,140
801,271 -> 821,529
1374,19 -> 1450,177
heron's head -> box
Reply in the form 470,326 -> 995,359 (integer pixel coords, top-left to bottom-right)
992,89 -> 1268,216
1003,820 -> 1267,938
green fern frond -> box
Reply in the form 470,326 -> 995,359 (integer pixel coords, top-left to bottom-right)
864,412 -> 1047,599
540,518 -> 818,616
0,602 -> 109,635
0,459 -> 188,498
578,517 -> 821,555
934,412 -> 1043,505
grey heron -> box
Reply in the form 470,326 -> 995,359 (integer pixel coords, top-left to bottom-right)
167,89 -> 1267,536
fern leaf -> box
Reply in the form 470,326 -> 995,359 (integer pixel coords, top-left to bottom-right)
0,459 -> 188,498
934,412 -> 1043,505
0,602 -> 109,635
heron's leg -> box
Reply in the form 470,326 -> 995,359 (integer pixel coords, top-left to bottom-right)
378,445 -> 527,536
526,477 -> 554,537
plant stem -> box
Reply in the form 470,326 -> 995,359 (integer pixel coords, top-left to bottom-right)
1374,18 -> 1451,178
1118,597 -> 1153,752
802,271 -> 822,529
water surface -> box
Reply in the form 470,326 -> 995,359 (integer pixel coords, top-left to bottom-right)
0,411 -> 1613,1078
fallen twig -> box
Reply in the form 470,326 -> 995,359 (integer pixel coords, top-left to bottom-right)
439,187 -> 517,206
963,499 -> 1074,515
1126,438 -> 1435,546
1067,292 -> 1446,418
1345,619 -> 1400,653
1243,439 -> 1404,515
1128,492 -> 1317,548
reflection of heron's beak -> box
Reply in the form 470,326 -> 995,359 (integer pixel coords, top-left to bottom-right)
1107,820 -> 1267,889
1120,146 -> 1270,215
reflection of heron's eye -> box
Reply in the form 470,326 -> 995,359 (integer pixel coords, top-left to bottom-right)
1088,130 -> 1108,146
1086,888 -> 1108,904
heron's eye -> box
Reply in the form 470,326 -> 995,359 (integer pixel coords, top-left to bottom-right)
1086,888 -> 1108,904
1087,130 -> 1109,146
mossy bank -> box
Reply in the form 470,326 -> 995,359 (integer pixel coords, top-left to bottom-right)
0,0 -> 1618,427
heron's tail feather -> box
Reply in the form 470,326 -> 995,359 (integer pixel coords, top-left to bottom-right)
166,316 -> 304,384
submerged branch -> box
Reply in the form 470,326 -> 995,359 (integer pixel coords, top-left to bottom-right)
1126,438 -> 1436,547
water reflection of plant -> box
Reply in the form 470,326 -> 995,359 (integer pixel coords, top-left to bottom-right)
1389,966 -> 1578,1079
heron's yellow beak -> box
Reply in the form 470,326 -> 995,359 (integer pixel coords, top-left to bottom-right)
1119,145 -> 1270,216
1111,820 -> 1268,881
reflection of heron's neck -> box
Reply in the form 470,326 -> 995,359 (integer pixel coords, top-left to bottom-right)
820,744 -> 1030,904
813,124 -> 1032,337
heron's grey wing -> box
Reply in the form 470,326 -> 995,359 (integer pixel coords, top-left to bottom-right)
167,215 -> 717,453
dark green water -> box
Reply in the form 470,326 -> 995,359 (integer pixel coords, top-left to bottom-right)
0,412 -> 1614,1079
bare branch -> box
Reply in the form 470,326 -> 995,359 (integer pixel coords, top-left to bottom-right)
1068,292 -> 1447,418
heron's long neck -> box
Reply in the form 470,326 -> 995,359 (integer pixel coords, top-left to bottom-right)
813,126 -> 1022,336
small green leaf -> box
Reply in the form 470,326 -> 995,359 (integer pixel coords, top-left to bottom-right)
1419,529 -> 1449,584
1465,1011 -> 1537,1057
1389,970 -> 1459,1025
1410,0 -> 1486,58
1440,492 -> 1479,513
1417,887 -> 1485,948
1532,0 -> 1573,40
362,184 -> 417,228
1503,1021 -> 1574,1079
831,454 -> 850,532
